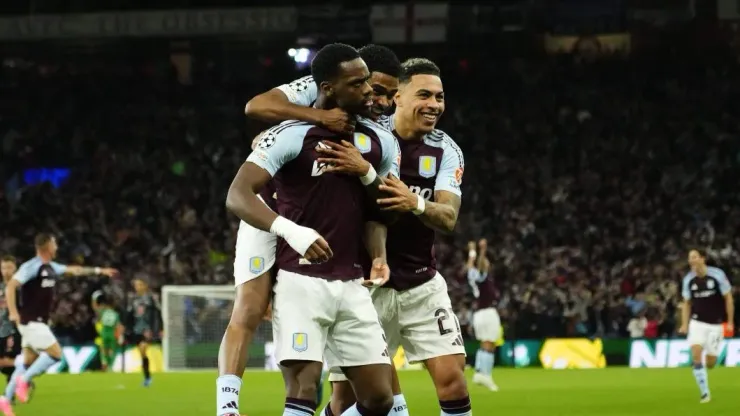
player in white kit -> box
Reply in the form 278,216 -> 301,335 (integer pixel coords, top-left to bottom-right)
678,249 -> 734,403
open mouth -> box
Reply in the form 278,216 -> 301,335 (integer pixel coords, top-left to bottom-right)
421,113 -> 438,122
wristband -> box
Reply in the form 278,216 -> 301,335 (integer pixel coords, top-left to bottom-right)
412,194 -> 426,215
269,216 -> 296,238
359,165 -> 377,186
95,267 -> 101,274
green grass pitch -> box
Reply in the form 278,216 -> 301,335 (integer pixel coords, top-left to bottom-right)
12,367 -> 740,415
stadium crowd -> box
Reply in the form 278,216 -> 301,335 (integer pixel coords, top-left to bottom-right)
1,45 -> 740,345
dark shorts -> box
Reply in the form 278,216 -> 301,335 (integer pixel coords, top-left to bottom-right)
0,333 -> 21,358
127,332 -> 152,346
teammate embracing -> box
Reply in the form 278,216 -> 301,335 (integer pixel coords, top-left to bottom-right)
679,249 -> 734,404
216,44 -> 402,416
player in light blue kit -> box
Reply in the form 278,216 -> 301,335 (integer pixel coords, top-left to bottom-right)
678,249 -> 734,404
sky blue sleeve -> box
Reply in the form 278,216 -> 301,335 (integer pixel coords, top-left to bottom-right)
681,275 -> 692,300
375,129 -> 399,178
246,123 -> 305,176
275,76 -> 318,107
434,137 -> 464,196
715,269 -> 732,295
12,259 -> 40,285
50,261 -> 68,275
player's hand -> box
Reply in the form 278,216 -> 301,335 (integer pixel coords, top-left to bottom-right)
377,175 -> 418,212
319,108 -> 355,134
362,258 -> 390,288
6,336 -> 13,350
678,325 -> 688,335
100,268 -> 119,278
317,140 -> 371,177
304,236 -> 333,264
8,311 -> 20,326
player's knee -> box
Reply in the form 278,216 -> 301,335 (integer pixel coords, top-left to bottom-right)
706,356 -> 718,369
434,367 -> 468,399
356,390 -> 394,415
331,382 -> 357,412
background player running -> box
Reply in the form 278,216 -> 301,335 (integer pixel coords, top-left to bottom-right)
0,256 -> 32,404
227,43 -> 399,416
216,44 -> 401,416
1,234 -> 117,416
126,277 -> 161,387
92,290 -> 123,372
679,249 -> 734,403
467,239 -> 500,392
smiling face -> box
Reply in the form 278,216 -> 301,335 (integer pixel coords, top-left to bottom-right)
368,71 -> 399,120
322,58 -> 373,117
395,74 -> 444,134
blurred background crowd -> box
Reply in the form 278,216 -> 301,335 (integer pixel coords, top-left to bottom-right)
1,1 -> 740,345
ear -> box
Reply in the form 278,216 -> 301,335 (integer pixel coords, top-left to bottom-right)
320,81 -> 334,98
393,90 -> 402,107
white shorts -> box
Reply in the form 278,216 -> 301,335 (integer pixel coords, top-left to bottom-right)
328,273 -> 464,382
473,308 -> 501,342
233,196 -> 277,287
271,270 -> 391,370
687,319 -> 724,356
17,322 -> 57,351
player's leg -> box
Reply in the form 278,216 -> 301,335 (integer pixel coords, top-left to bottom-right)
273,270 -> 333,416
0,336 -> 24,416
216,219 -> 276,416
687,320 -> 712,402
401,275 -> 471,416
102,338 -> 116,371
216,273 -> 272,415
15,323 -> 62,403
471,309 -> 499,391
322,374 -> 356,416
696,324 -> 723,403
325,281 -> 394,416
138,336 -> 152,386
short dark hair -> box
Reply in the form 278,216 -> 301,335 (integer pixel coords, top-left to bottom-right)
34,233 -> 54,249
359,44 -> 401,78
311,43 -> 362,85
0,255 -> 15,264
399,58 -> 441,84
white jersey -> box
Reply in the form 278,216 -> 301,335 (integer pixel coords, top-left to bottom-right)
275,76 -> 318,107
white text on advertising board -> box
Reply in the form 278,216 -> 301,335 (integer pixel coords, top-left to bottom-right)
630,339 -> 740,368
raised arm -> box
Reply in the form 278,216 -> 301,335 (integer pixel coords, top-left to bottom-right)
244,76 -> 353,134
60,264 -> 117,278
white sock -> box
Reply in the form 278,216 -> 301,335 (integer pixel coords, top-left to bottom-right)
216,374 -> 242,415
390,394 -> 409,415
4,363 -> 24,400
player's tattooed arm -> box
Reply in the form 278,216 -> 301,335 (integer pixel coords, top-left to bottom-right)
378,176 -> 460,234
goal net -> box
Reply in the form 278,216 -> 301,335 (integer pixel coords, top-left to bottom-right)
161,285 -> 274,372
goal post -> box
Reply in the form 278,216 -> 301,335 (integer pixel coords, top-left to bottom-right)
161,285 -> 273,372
